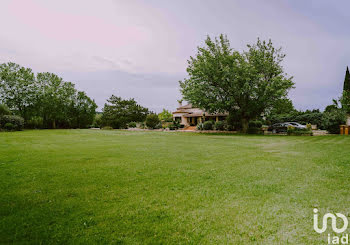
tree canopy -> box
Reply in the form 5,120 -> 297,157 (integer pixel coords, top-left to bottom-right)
180,35 -> 294,132
0,62 -> 97,128
0,62 -> 36,120
158,109 -> 173,122
101,95 -> 149,129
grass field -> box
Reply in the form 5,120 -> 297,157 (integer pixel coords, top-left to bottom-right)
1,130 -> 350,244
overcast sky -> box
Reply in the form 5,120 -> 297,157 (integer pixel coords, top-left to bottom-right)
0,0 -> 349,112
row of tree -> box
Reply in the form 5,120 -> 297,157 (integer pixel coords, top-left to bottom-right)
0,62 -> 97,129
97,95 -> 176,129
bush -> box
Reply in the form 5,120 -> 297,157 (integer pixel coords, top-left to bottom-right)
0,104 -> 11,116
146,114 -> 160,129
168,120 -> 180,130
173,120 -> 180,129
214,121 -> 226,131
128,122 -> 137,128
247,127 -> 262,134
248,120 -> 262,128
203,121 -> 213,130
154,123 -> 162,129
226,124 -> 234,131
168,124 -> 177,130
0,115 -> 24,131
322,109 -> 346,134
139,122 -> 146,129
101,126 -> 113,130
26,116 -> 43,129
287,126 -> 312,136
247,120 -> 262,134
4,123 -> 14,131
196,123 -> 203,130
306,123 -> 312,130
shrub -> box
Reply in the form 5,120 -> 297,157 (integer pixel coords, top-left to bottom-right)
226,124 -> 234,131
168,124 -> 177,130
247,127 -> 262,134
168,120 -> 180,130
154,123 -> 162,129
306,123 -> 312,130
0,104 -> 11,116
139,122 -> 146,129
109,120 -> 122,129
173,120 -> 180,129
214,121 -> 226,131
248,120 -> 262,128
287,126 -> 312,136
4,123 -> 14,131
128,122 -> 137,128
0,115 -> 24,131
26,116 -> 43,129
322,109 -> 346,134
196,123 -> 203,130
146,114 -> 160,129
203,121 -> 213,130
247,120 -> 262,134
101,126 -> 113,130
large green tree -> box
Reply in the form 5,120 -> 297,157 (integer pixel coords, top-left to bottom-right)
158,109 -> 173,122
70,91 -> 98,128
180,35 -> 294,132
0,62 -> 37,120
267,98 -> 295,116
101,95 -> 149,129
36,72 -> 76,128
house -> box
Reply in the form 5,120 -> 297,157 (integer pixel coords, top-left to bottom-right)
172,101 -> 228,127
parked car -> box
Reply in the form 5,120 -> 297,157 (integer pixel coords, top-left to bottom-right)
268,122 -> 307,133
285,122 -> 307,129
268,123 -> 289,133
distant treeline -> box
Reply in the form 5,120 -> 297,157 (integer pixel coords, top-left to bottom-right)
0,62 -> 97,129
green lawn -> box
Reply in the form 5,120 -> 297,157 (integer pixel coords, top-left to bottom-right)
1,130 -> 350,244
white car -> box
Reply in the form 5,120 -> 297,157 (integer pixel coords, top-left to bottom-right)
285,122 -> 307,129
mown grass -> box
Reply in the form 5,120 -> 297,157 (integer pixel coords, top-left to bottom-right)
1,130 -> 350,244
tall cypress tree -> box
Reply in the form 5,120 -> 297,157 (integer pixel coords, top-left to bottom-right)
343,66 -> 350,92
342,66 -> 350,114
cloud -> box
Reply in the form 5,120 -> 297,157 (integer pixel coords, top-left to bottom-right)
0,0 -> 349,111
59,69 -> 185,112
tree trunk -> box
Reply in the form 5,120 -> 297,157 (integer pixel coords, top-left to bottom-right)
241,118 -> 249,133
52,120 -> 56,129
